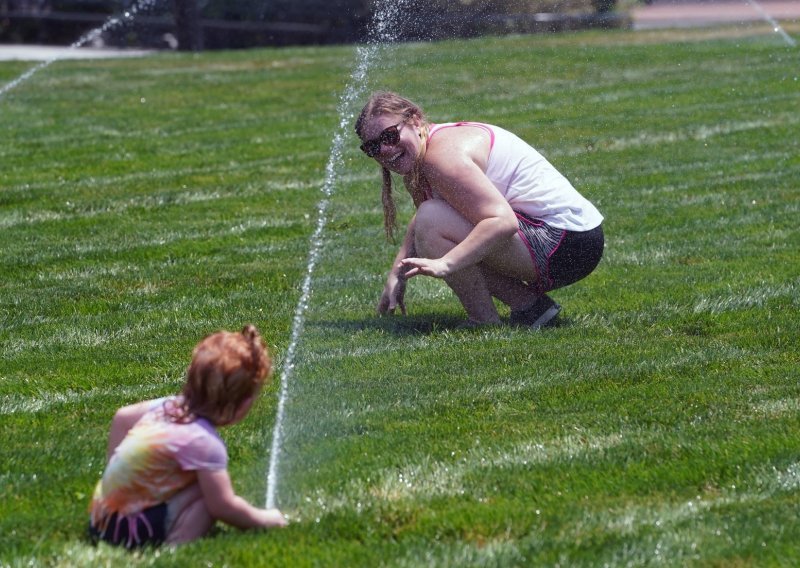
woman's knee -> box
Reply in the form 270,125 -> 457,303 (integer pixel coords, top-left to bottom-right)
415,199 -> 450,230
414,200 -> 472,256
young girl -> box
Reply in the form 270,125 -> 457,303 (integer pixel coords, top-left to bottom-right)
89,324 -> 287,548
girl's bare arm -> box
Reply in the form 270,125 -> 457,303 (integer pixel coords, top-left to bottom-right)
197,468 -> 287,529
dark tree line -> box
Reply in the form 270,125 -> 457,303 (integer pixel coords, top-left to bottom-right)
2,0 -> 620,50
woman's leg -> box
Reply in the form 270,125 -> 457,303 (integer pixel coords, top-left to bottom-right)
479,267 -> 540,311
414,200 -> 498,322
414,200 -> 539,322
164,484 -> 214,545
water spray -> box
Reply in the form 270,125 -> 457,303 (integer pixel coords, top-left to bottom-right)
0,0 -> 159,98
264,0 -> 411,510
745,0 -> 797,47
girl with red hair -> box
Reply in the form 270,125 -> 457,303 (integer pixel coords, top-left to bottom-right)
89,324 -> 287,548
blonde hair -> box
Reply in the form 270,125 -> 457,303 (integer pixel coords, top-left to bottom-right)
171,324 -> 272,425
355,91 -> 430,241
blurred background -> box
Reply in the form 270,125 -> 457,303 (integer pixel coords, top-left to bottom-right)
0,0 -> 629,50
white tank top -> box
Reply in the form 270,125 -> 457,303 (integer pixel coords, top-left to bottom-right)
428,122 -> 603,231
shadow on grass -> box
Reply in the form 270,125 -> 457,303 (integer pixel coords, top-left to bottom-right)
311,312 -> 574,336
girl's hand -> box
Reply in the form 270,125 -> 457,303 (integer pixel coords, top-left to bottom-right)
400,257 -> 451,279
198,469 -> 289,531
259,508 -> 288,528
377,269 -> 407,315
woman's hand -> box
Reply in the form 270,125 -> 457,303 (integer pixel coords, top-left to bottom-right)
377,268 -> 407,315
400,257 -> 451,279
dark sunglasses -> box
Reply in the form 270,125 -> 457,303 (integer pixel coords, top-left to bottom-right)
359,122 -> 405,158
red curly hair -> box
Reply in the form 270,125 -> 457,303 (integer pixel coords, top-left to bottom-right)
170,324 -> 272,425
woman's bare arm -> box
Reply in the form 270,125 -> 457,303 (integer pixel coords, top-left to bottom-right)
378,214 -> 417,314
402,128 -> 518,278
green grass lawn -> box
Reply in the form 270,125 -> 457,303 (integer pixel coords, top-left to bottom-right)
1,21 -> 799,567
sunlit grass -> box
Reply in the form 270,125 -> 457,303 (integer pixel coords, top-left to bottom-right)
1,23 -> 798,566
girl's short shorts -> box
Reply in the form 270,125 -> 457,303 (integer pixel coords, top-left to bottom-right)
88,502 -> 168,549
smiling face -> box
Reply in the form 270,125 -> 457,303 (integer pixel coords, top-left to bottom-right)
359,113 -> 423,175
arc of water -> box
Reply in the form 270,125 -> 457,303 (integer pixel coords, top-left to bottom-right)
745,0 -> 797,47
264,1 -> 410,510
0,0 -> 158,98
263,45 -> 378,512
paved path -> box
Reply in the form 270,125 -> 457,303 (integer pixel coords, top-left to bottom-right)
1,1 -> 798,61
631,0 -> 800,30
0,44 -> 152,61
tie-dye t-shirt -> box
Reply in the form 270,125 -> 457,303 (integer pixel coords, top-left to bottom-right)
89,396 -> 227,531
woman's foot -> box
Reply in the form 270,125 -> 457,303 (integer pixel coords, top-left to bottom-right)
509,295 -> 561,329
